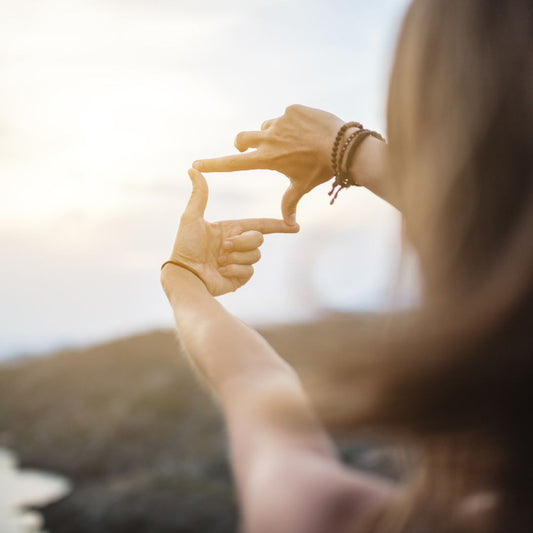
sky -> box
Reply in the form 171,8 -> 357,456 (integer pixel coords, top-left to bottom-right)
0,0 -> 413,359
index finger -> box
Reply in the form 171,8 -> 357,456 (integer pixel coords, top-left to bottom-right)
193,151 -> 267,173
235,218 -> 300,234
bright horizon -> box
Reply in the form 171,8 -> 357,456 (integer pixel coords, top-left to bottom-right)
0,0 -> 413,359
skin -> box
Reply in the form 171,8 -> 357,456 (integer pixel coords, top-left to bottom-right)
181,107 -> 498,529
193,104 -> 396,223
162,167 -> 393,533
167,169 -> 299,296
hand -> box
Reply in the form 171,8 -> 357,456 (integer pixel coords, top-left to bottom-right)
193,104 -> 345,224
165,168 -> 299,296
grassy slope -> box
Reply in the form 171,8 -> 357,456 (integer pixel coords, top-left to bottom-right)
0,315 -> 394,533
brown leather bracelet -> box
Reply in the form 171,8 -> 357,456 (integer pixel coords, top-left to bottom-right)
329,125 -> 386,205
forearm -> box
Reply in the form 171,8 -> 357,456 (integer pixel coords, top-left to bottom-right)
161,265 -> 337,479
162,265 -> 293,394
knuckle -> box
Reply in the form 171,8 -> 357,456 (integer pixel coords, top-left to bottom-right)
262,157 -> 276,171
285,104 -> 301,115
224,156 -> 238,170
264,118 -> 278,130
253,151 -> 271,169
234,131 -> 245,148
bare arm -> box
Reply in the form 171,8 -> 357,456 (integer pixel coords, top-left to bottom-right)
163,267 -> 393,532
162,169 -> 394,532
193,104 -> 398,222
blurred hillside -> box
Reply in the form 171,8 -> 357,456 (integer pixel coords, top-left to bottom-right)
0,316 -> 398,533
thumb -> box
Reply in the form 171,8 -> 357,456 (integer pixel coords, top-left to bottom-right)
281,184 -> 304,225
185,168 -> 208,217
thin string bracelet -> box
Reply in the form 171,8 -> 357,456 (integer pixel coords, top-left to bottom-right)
161,260 -> 206,286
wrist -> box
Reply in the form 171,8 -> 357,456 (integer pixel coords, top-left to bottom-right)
347,135 -> 388,196
160,263 -> 207,302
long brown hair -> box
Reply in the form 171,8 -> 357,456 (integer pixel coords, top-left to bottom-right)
312,1 -> 533,530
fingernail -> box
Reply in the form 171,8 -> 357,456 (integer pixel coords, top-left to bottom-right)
218,266 -> 227,275
288,214 -> 297,225
223,240 -> 232,250
219,255 -> 227,265
192,160 -> 202,170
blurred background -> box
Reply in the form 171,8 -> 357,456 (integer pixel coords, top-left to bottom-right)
0,0 -> 413,360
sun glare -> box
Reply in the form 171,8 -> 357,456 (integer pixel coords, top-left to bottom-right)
0,0 -> 411,358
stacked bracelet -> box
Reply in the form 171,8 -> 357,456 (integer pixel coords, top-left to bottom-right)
336,128 -> 363,178
330,121 -> 363,176
328,123 -> 386,205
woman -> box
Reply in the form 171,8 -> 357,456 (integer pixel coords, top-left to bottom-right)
162,0 -> 532,531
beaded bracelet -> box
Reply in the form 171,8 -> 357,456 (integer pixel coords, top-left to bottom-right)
335,128 -> 365,178
328,128 -> 368,204
341,130 -> 373,182
329,123 -> 386,205
330,121 -> 363,176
